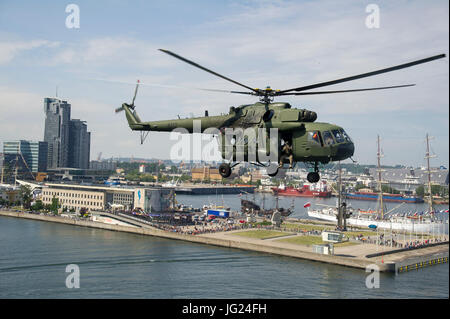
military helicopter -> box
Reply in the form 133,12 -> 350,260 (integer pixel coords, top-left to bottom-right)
116,50 -> 445,182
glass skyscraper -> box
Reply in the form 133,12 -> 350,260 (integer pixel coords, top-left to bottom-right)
44,98 -> 71,169
43,98 -> 91,169
68,119 -> 91,169
2,140 -> 48,180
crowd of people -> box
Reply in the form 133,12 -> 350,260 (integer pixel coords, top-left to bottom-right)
15,208 -> 449,249
352,232 -> 448,249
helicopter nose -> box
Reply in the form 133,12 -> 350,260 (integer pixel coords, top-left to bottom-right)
334,142 -> 355,161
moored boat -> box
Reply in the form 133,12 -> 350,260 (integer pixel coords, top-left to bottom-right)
344,191 -> 424,203
272,181 -> 331,198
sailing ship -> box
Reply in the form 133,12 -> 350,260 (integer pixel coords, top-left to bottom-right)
307,135 -> 448,233
240,193 -> 294,217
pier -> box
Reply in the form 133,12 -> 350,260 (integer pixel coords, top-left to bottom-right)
1,209 -> 448,274
173,184 -> 255,195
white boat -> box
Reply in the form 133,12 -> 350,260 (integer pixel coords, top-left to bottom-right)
307,206 -> 448,234
308,134 -> 449,235
162,177 -> 179,188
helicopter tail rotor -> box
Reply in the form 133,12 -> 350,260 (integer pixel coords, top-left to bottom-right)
115,80 -> 140,113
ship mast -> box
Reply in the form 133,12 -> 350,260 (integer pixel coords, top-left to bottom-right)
337,161 -> 343,229
425,133 -> 435,216
376,135 -> 385,219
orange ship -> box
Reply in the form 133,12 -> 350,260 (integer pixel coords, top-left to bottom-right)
272,181 -> 332,198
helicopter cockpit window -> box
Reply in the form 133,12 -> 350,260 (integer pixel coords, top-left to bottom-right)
322,131 -> 335,146
340,129 -> 352,142
308,131 -> 321,145
331,129 -> 345,143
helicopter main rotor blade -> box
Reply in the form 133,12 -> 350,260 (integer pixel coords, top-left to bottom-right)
95,78 -> 254,95
159,49 -> 258,94
278,84 -> 416,95
199,88 -> 255,95
277,54 -> 446,94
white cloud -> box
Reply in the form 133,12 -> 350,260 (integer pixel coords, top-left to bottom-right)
0,86 -> 45,141
0,39 -> 59,65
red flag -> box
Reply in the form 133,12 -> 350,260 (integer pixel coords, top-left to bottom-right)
304,202 -> 311,208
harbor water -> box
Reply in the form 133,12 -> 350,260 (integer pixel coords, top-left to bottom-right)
177,193 -> 450,221
0,201 -> 448,298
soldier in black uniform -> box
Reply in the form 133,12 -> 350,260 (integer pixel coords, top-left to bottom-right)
279,140 -> 293,169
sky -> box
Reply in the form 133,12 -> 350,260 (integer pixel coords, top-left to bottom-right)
0,0 -> 448,168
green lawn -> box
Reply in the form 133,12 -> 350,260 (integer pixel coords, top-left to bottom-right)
231,230 -> 291,239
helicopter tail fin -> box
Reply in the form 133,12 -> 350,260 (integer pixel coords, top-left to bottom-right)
115,103 -> 142,129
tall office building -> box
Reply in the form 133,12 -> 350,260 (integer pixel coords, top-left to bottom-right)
44,98 -> 71,169
68,119 -> 91,169
2,140 -> 48,181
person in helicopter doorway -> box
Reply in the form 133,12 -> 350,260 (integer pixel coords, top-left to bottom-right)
279,139 -> 293,169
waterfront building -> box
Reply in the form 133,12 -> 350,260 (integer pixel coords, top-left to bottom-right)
2,140 -> 48,181
191,166 -> 222,181
45,167 -> 111,183
90,160 -> 117,171
367,167 -> 449,192
0,185 -> 20,204
41,183 -> 172,213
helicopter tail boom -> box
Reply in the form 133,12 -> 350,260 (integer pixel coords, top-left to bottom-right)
116,103 -> 143,130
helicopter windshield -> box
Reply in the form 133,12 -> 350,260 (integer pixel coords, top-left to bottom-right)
332,129 -> 352,143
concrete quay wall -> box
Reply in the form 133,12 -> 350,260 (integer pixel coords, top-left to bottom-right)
174,186 -> 255,195
0,210 -> 397,272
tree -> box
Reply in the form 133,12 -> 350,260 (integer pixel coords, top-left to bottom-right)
415,185 -> 425,197
31,200 -> 44,211
50,196 -> 60,215
19,185 -> 32,209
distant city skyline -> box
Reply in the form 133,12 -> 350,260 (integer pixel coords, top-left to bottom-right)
0,0 -> 448,167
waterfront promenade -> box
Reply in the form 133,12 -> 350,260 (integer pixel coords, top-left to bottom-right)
1,209 -> 448,273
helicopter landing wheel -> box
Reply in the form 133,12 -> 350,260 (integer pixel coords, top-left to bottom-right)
307,172 -> 320,183
219,163 -> 232,178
